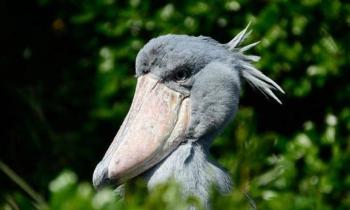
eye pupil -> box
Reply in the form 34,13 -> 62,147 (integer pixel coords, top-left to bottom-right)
175,70 -> 188,81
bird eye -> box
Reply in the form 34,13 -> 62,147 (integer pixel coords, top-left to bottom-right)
174,69 -> 190,81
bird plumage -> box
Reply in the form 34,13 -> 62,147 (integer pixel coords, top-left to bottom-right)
93,24 -> 284,210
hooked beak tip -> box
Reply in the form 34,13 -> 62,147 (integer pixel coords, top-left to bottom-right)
92,161 -> 110,190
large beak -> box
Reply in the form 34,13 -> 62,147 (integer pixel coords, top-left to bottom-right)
93,74 -> 191,189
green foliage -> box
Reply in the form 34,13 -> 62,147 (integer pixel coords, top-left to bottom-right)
1,0 -> 350,209
1,170 -> 203,210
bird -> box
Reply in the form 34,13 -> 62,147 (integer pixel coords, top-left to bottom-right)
92,24 -> 284,209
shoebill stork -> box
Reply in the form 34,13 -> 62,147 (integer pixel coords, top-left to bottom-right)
93,25 -> 284,208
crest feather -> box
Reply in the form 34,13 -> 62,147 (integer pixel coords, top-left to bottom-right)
226,23 -> 284,104
227,22 -> 252,50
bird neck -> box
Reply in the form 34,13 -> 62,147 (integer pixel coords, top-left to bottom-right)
144,138 -> 232,209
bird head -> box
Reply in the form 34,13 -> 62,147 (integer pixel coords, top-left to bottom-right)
93,26 -> 284,189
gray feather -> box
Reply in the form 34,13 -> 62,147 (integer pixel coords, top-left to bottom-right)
241,65 -> 284,104
225,24 -> 284,104
227,22 -> 252,50
245,55 -> 261,62
239,41 -> 260,52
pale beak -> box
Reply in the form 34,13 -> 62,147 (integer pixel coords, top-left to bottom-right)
93,74 -> 191,189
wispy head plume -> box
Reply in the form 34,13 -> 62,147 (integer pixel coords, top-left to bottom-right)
226,23 -> 284,104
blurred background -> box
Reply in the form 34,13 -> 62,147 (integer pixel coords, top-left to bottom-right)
1,0 -> 349,209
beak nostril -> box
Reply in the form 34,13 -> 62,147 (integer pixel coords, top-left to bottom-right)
142,69 -> 150,74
